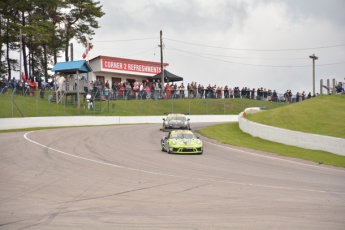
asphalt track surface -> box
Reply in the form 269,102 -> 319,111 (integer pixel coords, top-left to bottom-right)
0,123 -> 344,230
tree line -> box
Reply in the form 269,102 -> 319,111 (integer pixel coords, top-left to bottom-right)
0,0 -> 105,82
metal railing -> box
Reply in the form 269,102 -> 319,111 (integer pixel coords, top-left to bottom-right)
1,85 -> 306,118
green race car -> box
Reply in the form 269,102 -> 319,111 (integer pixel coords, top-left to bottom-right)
161,130 -> 203,154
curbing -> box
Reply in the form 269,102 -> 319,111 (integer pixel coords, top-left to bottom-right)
238,112 -> 345,156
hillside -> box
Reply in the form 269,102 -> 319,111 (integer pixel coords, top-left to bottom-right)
245,94 -> 345,138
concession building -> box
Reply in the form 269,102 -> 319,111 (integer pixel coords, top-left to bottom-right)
88,55 -> 169,86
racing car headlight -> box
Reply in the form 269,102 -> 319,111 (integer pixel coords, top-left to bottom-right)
165,121 -> 168,125
196,140 -> 201,145
184,121 -> 188,125
172,140 -> 177,145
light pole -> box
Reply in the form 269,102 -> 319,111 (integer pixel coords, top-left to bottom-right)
309,54 -> 318,96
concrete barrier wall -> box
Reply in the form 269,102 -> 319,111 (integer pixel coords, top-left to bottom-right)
238,113 -> 345,156
0,115 -> 238,130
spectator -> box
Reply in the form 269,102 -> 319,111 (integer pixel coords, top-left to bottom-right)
234,87 -> 240,98
240,87 -> 245,98
197,84 -> 202,98
224,85 -> 229,98
301,91 -> 306,100
170,82 -> 175,98
35,74 -> 43,89
263,88 -> 268,101
284,90 -> 289,103
165,82 -> 171,99
74,74 -> 80,90
154,80 -> 160,100
250,88 -> 256,100
336,82 -> 343,93
157,79 -> 162,98
139,83 -> 144,99
288,90 -> 293,103
12,78 -> 18,93
212,84 -> 217,98
133,79 -> 139,99
145,84 -> 151,99
267,89 -> 272,101
192,82 -> 198,98
307,92 -> 312,99
179,82 -> 185,99
229,87 -> 234,98
40,84 -> 45,99
187,83 -> 191,98
0,78 -> 5,93
86,92 -> 93,109
217,86 -> 222,99
272,90 -> 278,102
200,85 -> 205,98
245,87 -> 250,99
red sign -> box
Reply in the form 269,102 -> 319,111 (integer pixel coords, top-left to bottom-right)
102,60 -> 161,74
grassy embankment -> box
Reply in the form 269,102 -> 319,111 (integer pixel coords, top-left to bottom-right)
196,94 -> 345,168
0,92 -> 284,117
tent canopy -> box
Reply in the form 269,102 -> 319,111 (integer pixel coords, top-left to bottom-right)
149,69 -> 183,83
51,60 -> 92,75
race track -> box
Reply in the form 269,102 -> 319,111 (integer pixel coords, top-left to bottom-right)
0,123 -> 344,229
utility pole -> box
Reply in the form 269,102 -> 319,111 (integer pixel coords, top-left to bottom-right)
18,28 -> 27,94
20,29 -> 22,81
309,54 -> 318,96
70,43 -> 73,61
159,30 -> 164,93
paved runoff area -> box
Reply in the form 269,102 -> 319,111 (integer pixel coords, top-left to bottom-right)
0,123 -> 344,229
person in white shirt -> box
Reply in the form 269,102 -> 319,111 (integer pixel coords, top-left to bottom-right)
86,92 -> 93,109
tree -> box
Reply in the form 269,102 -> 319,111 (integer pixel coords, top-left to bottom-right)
61,0 -> 105,61
0,0 -> 22,79
0,0 -> 105,81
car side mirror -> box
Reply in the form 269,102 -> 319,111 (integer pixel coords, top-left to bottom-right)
187,118 -> 190,121
163,118 -> 165,121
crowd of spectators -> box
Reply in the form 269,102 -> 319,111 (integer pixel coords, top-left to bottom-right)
2,75 -> 344,103
0,74 -> 54,99
86,79 -> 317,103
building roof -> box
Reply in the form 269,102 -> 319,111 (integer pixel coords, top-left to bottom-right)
52,60 -> 92,74
89,55 -> 169,67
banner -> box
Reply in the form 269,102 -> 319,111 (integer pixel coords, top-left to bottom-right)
102,60 -> 161,74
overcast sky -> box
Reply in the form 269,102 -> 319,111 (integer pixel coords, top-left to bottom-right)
71,0 -> 345,94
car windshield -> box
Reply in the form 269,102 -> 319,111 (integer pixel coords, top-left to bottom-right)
171,133 -> 195,139
167,116 -> 186,121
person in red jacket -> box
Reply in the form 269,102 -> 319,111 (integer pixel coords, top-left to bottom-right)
165,81 -> 171,99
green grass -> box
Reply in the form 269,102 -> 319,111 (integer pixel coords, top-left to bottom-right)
0,92 -> 286,117
196,122 -> 345,168
245,94 -> 345,138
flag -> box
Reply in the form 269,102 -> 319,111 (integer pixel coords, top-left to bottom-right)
82,43 -> 90,59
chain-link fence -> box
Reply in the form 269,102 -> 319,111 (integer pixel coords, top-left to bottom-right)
0,87 -> 296,118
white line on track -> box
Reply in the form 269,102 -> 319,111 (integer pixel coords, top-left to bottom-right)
205,141 -> 345,173
24,131 -> 345,195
